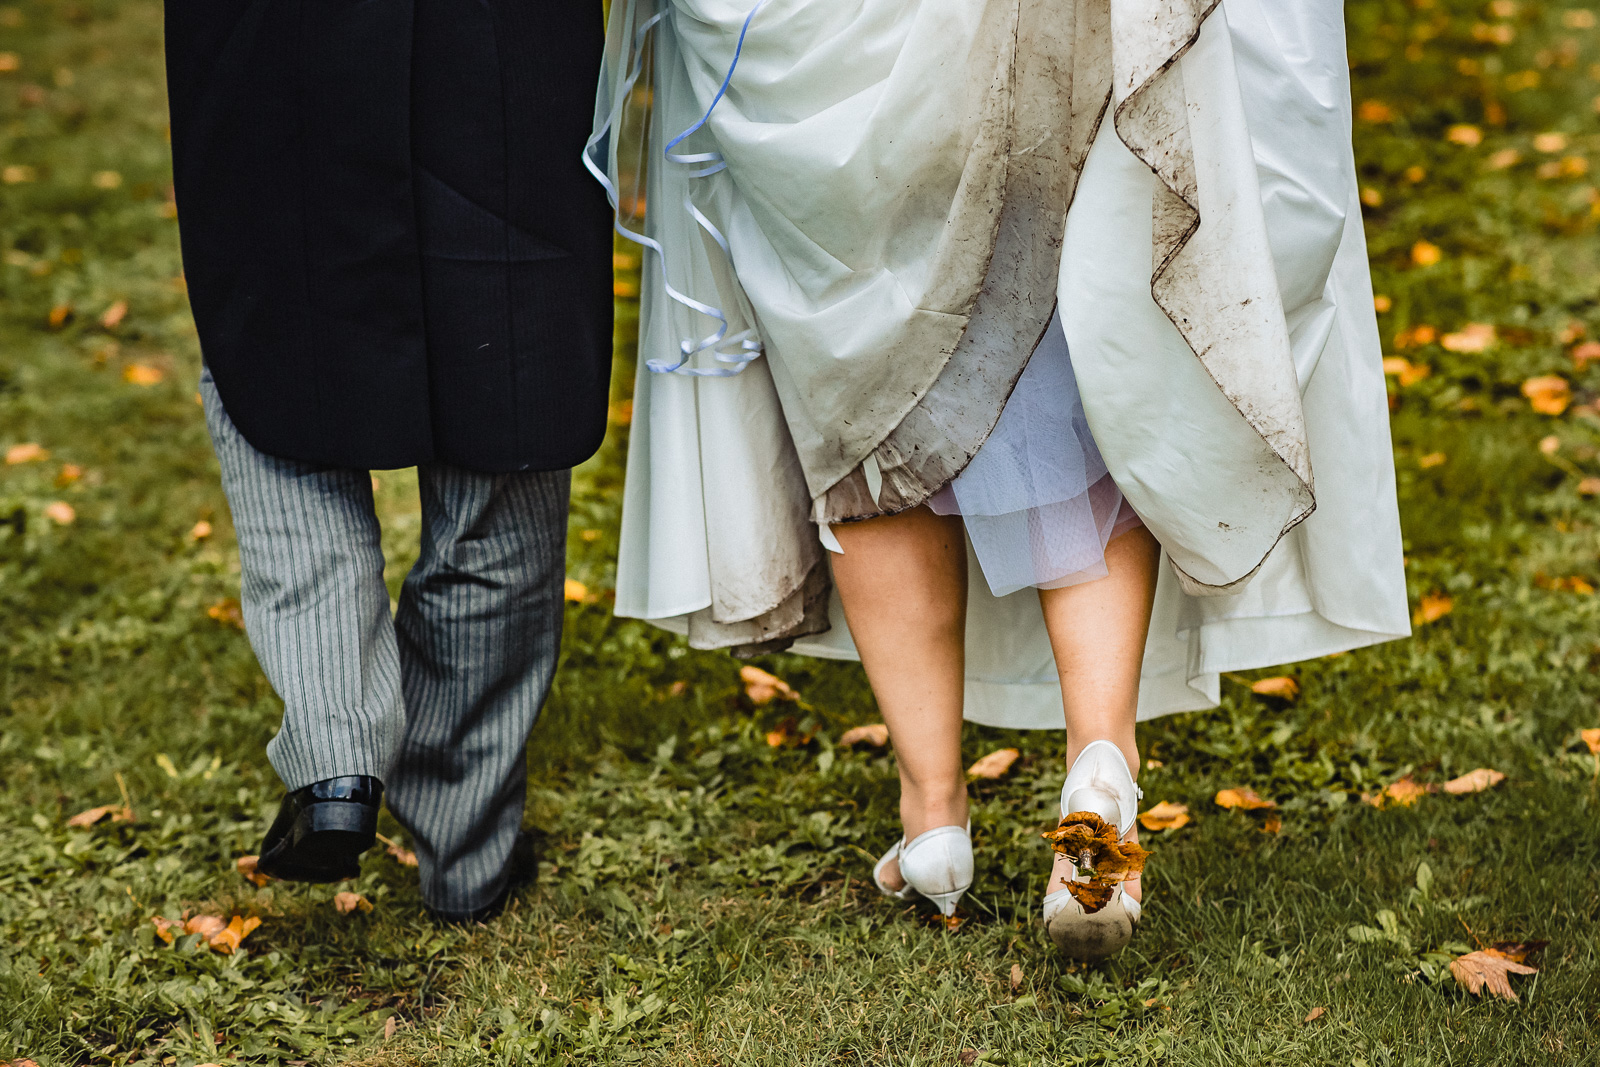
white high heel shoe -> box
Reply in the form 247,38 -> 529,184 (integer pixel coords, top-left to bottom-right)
1042,740 -> 1144,959
873,823 -> 973,917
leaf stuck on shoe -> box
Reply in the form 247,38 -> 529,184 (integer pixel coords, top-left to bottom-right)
1041,812 -> 1151,913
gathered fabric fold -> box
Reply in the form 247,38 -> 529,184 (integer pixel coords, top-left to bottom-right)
598,0 -> 1394,678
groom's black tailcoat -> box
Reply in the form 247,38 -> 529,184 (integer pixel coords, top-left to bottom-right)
164,0 -> 613,472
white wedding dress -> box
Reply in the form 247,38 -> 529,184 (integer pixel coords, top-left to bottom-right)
590,0 -> 1411,726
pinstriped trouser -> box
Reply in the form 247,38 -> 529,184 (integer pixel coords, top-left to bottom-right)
200,369 -> 569,914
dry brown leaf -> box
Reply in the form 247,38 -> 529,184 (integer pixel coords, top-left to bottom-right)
5,442 -> 47,464
9,1059 -> 42,1067
237,854 -> 274,887
609,399 -> 634,425
123,362 -> 164,386
1138,801 -> 1191,832
100,299 -> 128,328
1009,962 -> 1024,993
1411,241 -> 1443,267
1092,839 -> 1153,881
1578,477 -> 1600,496
44,501 -> 75,525
334,891 -> 373,915
1446,124 -> 1483,146
1419,451 -> 1448,468
1251,676 -> 1300,701
1043,811 -> 1116,856
563,578 -> 591,603
208,915 -> 262,953
740,665 -> 798,705
1357,99 -> 1395,122
152,913 -> 261,953
966,747 -> 1020,779
207,597 -> 244,629
1414,593 -> 1454,625
1523,375 -> 1572,415
1365,775 -> 1434,808
55,463 -> 82,487
1215,787 -> 1277,811
190,519 -> 213,540
1442,768 -> 1506,794
839,723 -> 890,748
384,1016 -> 399,1040
1041,811 -> 1149,907
47,304 -> 72,329
1261,815 -> 1283,835
1388,775 -> 1431,807
1581,728 -> 1600,755
1304,1006 -> 1326,1024
1489,940 -> 1548,964
1449,949 -> 1538,1001
763,716 -> 811,748
1399,362 -> 1432,387
385,842 -> 418,868
1571,340 -> 1600,370
1063,881 -> 1116,912
1441,323 -> 1496,352
67,804 -> 133,827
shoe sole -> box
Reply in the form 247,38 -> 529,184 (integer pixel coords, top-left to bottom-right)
257,800 -> 377,883
1045,899 -> 1134,960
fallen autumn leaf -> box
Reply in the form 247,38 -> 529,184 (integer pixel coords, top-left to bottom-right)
1522,375 -> 1572,415
741,664 -> 798,705
1441,322 -> 1496,352
1304,1006 -> 1326,1024
1250,676 -> 1300,701
43,501 -> 75,525
1449,949 -> 1537,1001
1442,768 -> 1506,794
151,913 -> 261,954
1414,593 -> 1453,625
967,748 -> 1020,779
1138,801 -> 1191,831
66,803 -> 133,827
334,891 -> 373,915
839,723 -> 890,748
1215,787 -> 1276,811
122,363 -> 164,386
5,442 -> 47,464
207,598 -> 244,629
237,854 -> 273,887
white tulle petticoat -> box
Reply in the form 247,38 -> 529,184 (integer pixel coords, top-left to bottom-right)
929,311 -> 1142,597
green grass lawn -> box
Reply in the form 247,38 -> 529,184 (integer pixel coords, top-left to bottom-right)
4,0 -> 1600,1063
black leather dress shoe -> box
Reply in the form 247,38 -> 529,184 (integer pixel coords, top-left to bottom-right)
427,829 -> 541,926
255,776 -> 382,883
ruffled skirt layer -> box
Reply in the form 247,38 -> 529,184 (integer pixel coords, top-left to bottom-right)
927,311 -> 1141,597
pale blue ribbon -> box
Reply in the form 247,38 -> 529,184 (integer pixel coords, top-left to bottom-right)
583,0 -> 768,377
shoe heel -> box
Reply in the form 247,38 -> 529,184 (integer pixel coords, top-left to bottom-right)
922,887 -> 967,918
302,800 -> 378,838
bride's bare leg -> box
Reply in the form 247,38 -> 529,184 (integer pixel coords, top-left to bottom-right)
830,506 -> 969,890
1037,525 -> 1161,903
